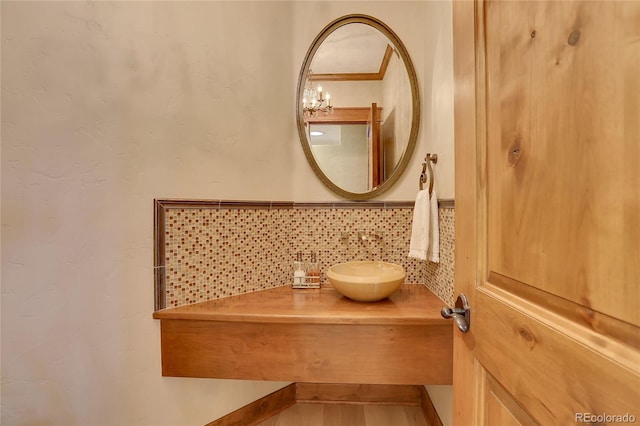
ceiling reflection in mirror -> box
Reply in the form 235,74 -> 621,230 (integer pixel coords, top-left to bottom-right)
297,15 -> 420,200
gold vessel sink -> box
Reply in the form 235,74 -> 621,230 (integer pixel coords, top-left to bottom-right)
326,261 -> 406,302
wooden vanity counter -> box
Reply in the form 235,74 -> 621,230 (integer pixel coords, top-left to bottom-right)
153,284 -> 453,385
154,284 -> 448,325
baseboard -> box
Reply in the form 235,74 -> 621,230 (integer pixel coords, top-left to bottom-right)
205,383 -> 296,426
420,385 -> 444,426
207,382 -> 444,425
296,383 -> 423,405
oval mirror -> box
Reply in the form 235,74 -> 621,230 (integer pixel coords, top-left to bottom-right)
296,15 -> 420,200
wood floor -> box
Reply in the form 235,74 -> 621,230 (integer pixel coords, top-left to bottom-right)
257,402 -> 429,426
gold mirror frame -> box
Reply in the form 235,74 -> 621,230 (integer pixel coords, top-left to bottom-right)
296,14 -> 420,200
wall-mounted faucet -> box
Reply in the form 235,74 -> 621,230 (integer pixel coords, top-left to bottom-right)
357,230 -> 382,242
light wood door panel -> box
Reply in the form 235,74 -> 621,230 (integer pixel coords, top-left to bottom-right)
482,371 -> 536,426
485,0 -> 640,327
453,1 -> 640,424
474,286 -> 638,424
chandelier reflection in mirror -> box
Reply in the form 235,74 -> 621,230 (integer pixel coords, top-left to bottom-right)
302,70 -> 333,117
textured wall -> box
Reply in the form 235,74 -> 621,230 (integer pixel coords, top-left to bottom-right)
1,2 -> 295,425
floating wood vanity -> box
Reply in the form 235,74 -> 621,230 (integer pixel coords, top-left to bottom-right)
153,284 -> 452,385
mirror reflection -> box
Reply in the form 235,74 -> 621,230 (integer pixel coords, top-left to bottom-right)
297,15 -> 419,199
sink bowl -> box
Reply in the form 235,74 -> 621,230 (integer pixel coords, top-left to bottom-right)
326,261 -> 406,302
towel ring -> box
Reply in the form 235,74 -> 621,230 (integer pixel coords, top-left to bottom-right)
419,153 -> 438,199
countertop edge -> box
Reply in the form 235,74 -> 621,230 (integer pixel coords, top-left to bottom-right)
153,284 -> 449,325
152,311 -> 450,325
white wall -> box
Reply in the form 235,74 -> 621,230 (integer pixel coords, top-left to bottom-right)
311,124 -> 369,192
421,3 -> 455,423
1,3 -> 293,425
1,1 -> 454,424
424,0 -> 455,201
426,384 -> 454,426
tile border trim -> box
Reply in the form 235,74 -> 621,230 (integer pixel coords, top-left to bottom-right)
155,198 -> 454,210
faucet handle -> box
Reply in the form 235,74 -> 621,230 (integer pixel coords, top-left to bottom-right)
358,230 -> 381,241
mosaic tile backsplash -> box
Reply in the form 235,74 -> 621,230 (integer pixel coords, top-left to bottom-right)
155,200 -> 455,309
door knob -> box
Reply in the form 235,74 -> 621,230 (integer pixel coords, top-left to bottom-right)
441,294 -> 471,333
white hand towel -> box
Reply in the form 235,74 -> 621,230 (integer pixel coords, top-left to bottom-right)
427,187 -> 439,263
408,188 -> 440,263
408,189 -> 430,260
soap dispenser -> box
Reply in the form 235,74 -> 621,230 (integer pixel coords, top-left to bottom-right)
307,251 -> 320,287
292,252 -> 306,288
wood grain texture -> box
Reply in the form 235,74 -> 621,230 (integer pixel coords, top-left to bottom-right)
479,1 -> 640,421
159,319 -> 451,385
258,403 -> 327,426
454,1 -> 640,425
452,0 -> 480,424
474,288 -> 640,425
155,285 -> 452,385
208,383 -> 441,426
296,383 -> 422,405
206,384 -> 296,426
309,72 -> 384,82
419,386 -> 443,426
257,404 -> 429,426
484,374 -> 535,426
153,284 -> 448,325
370,102 -> 381,188
485,0 -> 640,327
303,107 -> 380,124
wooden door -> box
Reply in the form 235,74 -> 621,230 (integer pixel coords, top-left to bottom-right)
453,1 -> 640,425
368,102 -> 381,189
